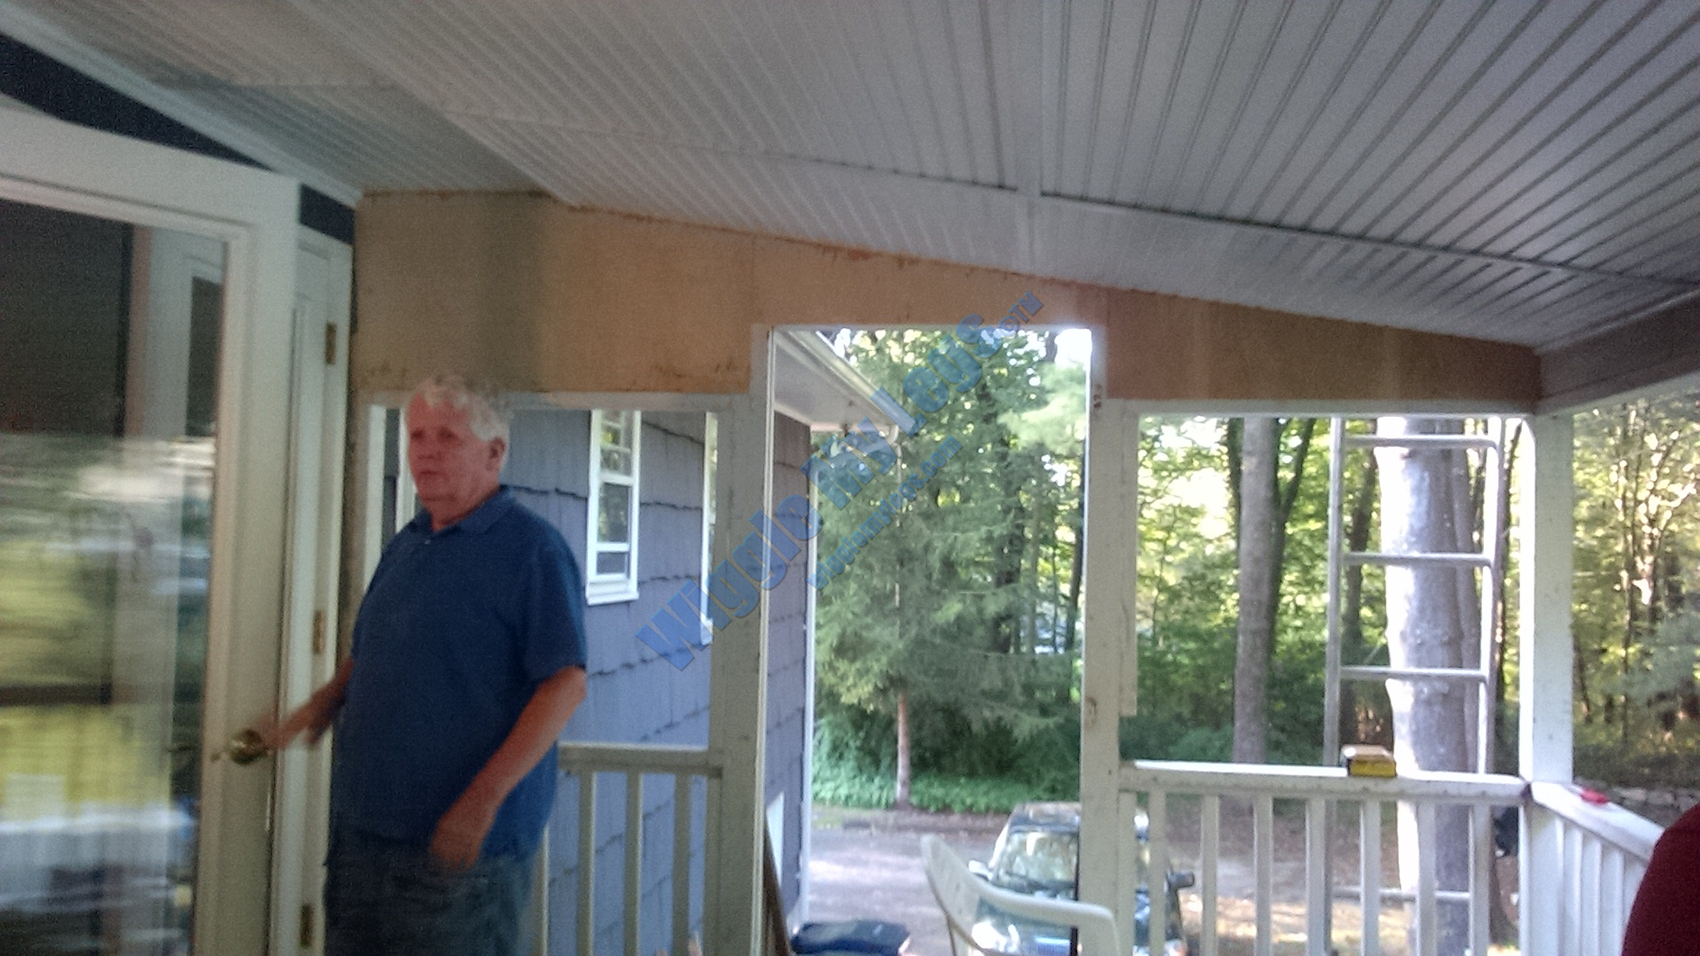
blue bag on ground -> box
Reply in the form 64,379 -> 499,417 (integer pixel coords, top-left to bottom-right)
790,920 -> 910,956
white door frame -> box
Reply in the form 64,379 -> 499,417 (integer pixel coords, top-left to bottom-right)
271,226 -> 353,956
0,104 -> 305,954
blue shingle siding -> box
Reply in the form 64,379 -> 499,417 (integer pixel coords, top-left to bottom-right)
508,407 -> 812,950
506,408 -> 712,954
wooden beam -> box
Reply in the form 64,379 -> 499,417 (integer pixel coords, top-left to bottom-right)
1539,295 -> 1700,412
354,194 -> 1544,409
1107,289 -> 1540,407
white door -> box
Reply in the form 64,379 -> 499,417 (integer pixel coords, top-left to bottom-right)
0,105 -> 317,954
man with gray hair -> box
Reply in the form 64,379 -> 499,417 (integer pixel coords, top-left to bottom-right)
271,374 -> 588,956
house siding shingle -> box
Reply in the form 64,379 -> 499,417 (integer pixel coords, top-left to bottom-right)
506,407 -> 812,952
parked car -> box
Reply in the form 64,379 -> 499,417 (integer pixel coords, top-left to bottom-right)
967,802 -> 1192,956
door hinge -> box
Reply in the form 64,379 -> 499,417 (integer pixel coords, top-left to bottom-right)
312,610 -> 327,656
324,322 -> 337,365
299,902 -> 315,948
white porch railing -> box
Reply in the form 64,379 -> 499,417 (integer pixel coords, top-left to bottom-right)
1117,760 -> 1660,956
555,742 -> 721,956
539,748 -> 1663,956
1523,781 -> 1664,956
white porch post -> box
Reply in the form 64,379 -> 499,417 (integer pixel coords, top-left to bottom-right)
703,336 -> 776,955
1080,398 -> 1140,944
1518,413 -> 1574,956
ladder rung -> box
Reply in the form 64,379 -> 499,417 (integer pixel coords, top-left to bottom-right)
1341,665 -> 1489,683
1342,434 -> 1500,450
1346,551 -> 1491,569
1338,885 -> 1474,904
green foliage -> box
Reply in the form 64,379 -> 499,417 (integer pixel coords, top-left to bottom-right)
1132,418 -> 1338,766
812,342 -> 1700,797
810,755 -> 897,809
912,773 -> 1075,813
1576,720 -> 1700,790
812,759 -> 1077,814
814,701 -> 1080,812
813,328 -> 1087,790
1570,395 -> 1700,788
1120,715 -> 1233,762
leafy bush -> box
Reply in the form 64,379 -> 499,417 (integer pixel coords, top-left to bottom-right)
812,763 -> 1076,814
1121,713 -> 1227,761
811,756 -> 895,809
1167,725 -> 1233,762
911,773 -> 1074,813
1576,720 -> 1700,790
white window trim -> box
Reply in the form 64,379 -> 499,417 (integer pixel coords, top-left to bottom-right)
586,409 -> 641,604
699,412 -> 719,645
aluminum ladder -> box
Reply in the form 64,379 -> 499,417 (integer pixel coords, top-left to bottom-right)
1322,416 -> 1510,775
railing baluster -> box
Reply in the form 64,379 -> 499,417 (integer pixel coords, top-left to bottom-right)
1470,804 -> 1491,956
1581,833 -> 1602,956
1564,822 -> 1583,953
1361,800 -> 1381,956
1113,766 -> 1663,956
533,830 -> 549,956
1201,794 -> 1220,956
1416,802 -> 1437,956
1306,798 -> 1328,954
1118,790 -> 1141,950
1149,790 -> 1168,952
578,771 -> 596,956
1255,796 -> 1273,956
624,772 -> 643,956
1602,845 -> 1625,956
554,745 -> 724,956
673,774 -> 692,956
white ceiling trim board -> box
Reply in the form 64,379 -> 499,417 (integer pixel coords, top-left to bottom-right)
0,1 -> 362,206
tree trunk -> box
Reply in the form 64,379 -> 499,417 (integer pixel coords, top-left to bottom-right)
1377,418 -> 1473,956
1023,515 -> 1042,652
1063,479 -> 1085,653
894,689 -> 912,809
1271,419 -> 1318,614
1233,417 -> 1279,764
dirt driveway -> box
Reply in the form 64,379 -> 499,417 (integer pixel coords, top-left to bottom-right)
805,806 -> 1003,956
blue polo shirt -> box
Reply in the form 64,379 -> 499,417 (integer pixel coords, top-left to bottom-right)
330,488 -> 587,857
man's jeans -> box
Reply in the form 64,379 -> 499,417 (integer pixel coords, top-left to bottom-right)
325,829 -> 533,956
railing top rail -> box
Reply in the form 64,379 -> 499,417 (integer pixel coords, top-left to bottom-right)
1527,781 -> 1664,860
558,742 -> 723,778
1123,760 -> 1526,804
1342,434 -> 1501,450
1345,550 -> 1492,568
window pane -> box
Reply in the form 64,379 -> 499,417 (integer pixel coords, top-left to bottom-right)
595,551 -> 628,576
0,205 -> 224,954
598,483 -> 630,541
600,411 -> 631,450
600,447 -> 630,474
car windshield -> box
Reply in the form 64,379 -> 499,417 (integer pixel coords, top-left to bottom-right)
995,829 -> 1078,885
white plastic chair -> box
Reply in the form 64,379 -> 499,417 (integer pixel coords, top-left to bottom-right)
920,834 -> 1122,956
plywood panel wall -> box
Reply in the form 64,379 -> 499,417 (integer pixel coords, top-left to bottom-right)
354,193 -> 1539,409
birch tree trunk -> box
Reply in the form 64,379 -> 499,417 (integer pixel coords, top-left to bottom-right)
1376,418 -> 1474,956
1233,417 -> 1280,764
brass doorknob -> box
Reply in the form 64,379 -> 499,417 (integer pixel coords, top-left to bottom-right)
214,728 -> 271,766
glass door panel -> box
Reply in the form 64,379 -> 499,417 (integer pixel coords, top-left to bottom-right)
0,197 -> 227,956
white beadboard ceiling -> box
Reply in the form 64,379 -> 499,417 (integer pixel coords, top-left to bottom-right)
4,0 -> 1698,352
